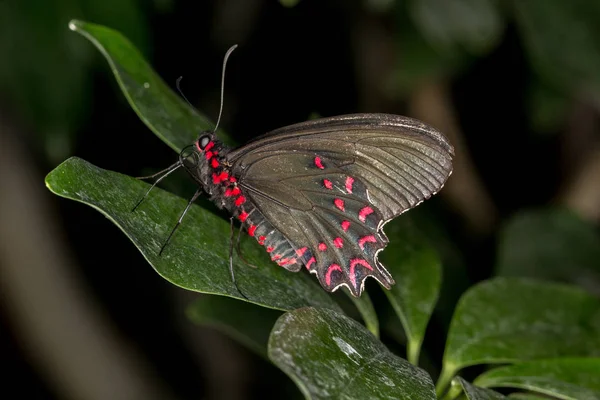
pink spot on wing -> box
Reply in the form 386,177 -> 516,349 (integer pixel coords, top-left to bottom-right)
225,187 -> 241,197
258,235 -> 266,245
358,206 -> 374,222
229,176 -> 237,183
325,264 -> 342,286
204,141 -> 214,152
314,157 -> 325,169
306,257 -> 316,270
345,176 -> 354,193
238,211 -> 248,222
318,242 -> 327,251
296,247 -> 308,256
266,246 -> 274,253
211,158 -> 219,168
323,179 -> 333,189
235,196 -> 246,206
205,151 -> 214,160
195,142 -> 202,152
341,220 -> 350,231
248,225 -> 257,236
358,235 -> 377,250
334,198 -> 345,211
272,254 -> 282,260
349,259 -> 374,288
333,237 -> 343,248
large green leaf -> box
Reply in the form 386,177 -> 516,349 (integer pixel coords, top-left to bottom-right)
437,278 -> 600,395
474,358 -> 600,400
45,157 -> 342,311
496,208 -> 600,289
187,296 -> 282,359
68,19 -> 225,152
380,215 -> 442,364
268,307 -> 436,400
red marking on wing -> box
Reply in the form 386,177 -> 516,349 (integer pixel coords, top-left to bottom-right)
204,141 -> 214,152
345,176 -> 354,193
358,206 -> 374,222
334,198 -> 345,211
205,151 -> 214,160
272,254 -> 282,260
318,242 -> 327,251
323,179 -> 333,189
306,257 -> 316,270
229,176 -> 237,183
195,142 -> 202,152
358,235 -> 377,250
212,171 -> 229,184
258,235 -> 266,245
296,247 -> 308,256
248,225 -> 257,236
341,220 -> 350,231
333,237 -> 344,248
314,157 -> 325,169
210,158 -> 219,168
325,264 -> 342,286
349,258 -> 374,287
238,211 -> 248,222
235,196 -> 246,206
266,246 -> 274,253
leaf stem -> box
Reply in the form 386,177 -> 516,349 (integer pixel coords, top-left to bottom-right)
435,363 -> 457,398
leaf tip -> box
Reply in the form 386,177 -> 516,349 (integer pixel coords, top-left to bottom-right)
68,19 -> 84,32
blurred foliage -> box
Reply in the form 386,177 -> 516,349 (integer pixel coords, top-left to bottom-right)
0,0 -> 149,162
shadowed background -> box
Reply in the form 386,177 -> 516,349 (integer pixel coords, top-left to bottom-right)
1,0 -> 599,399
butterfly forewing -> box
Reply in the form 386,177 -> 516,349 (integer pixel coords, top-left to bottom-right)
226,113 -> 453,296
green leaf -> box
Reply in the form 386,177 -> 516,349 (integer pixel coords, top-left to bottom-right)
475,358 -> 600,400
437,278 -> 600,394
451,377 -> 506,400
496,208 -> 600,289
187,296 -> 282,359
410,0 -> 503,56
268,307 -> 436,400
45,157 -> 342,311
507,394 -> 550,400
347,290 -> 380,338
513,0 -> 600,101
68,19 -> 226,152
380,216 -> 442,365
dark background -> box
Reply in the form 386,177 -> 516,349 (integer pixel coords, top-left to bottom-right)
1,1 -> 599,399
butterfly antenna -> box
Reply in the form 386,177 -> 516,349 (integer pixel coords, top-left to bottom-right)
132,161 -> 182,212
214,44 -> 238,133
159,188 -> 203,255
176,76 -> 195,109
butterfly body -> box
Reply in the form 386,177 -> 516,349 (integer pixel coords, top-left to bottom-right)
181,113 -> 453,297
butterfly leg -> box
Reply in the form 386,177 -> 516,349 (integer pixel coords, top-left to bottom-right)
132,161 -> 182,212
159,188 -> 202,255
235,226 -> 258,269
229,217 -> 250,300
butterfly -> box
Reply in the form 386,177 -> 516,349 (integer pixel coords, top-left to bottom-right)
137,47 -> 454,297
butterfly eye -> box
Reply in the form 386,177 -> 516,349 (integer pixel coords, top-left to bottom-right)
198,135 -> 211,150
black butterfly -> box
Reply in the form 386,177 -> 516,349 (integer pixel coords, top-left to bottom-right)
169,113 -> 454,297
138,48 -> 454,297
